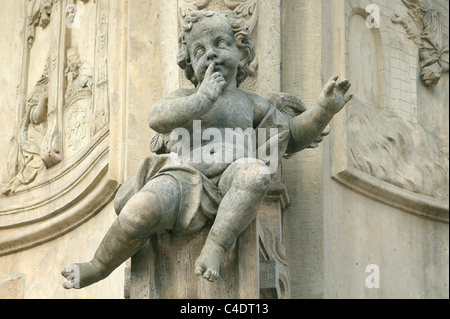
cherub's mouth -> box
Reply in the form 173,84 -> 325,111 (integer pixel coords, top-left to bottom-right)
206,62 -> 223,72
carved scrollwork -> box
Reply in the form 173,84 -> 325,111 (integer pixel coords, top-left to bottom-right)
392,0 -> 449,87
224,0 -> 259,75
178,0 -> 212,21
27,0 -> 54,47
258,224 -> 289,299
65,100 -> 88,151
224,0 -> 258,33
62,47 -> 94,156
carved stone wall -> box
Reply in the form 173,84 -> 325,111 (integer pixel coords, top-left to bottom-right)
0,0 -> 448,299
323,0 -> 448,298
128,0 -> 289,299
0,0 -> 119,257
330,0 -> 449,222
0,0 -> 130,298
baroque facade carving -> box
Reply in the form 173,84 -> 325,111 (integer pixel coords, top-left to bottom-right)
1,55 -> 55,195
0,0 -> 447,300
0,0 -> 118,258
330,0 -> 449,223
392,0 -> 449,87
347,101 -> 449,201
27,0 -> 54,46
178,0 -> 258,32
64,47 -> 93,101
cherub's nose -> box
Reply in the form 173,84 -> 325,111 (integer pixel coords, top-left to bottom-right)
206,49 -> 218,61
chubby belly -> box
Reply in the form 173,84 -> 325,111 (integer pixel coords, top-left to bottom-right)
173,130 -> 255,178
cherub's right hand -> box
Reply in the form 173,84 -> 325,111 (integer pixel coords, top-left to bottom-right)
197,63 -> 227,102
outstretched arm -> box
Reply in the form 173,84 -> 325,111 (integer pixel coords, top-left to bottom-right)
287,75 -> 352,153
148,63 -> 226,134
31,92 -> 49,125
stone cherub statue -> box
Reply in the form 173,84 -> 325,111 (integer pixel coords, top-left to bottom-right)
62,10 -> 352,289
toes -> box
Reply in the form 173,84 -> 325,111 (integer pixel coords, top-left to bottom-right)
63,281 -> 74,289
195,266 -> 204,277
210,270 -> 219,282
203,269 -> 219,282
61,264 -> 80,289
322,125 -> 331,136
194,265 -> 219,282
203,270 -> 212,280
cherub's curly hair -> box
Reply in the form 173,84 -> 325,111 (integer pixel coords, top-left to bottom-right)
177,10 -> 255,87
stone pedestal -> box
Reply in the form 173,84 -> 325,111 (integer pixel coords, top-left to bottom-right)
127,183 -> 290,299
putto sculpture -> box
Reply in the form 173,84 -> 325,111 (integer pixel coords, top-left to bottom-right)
62,10 -> 352,289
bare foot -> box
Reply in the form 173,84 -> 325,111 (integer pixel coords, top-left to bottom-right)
194,239 -> 225,282
61,260 -> 108,289
1,178 -> 20,195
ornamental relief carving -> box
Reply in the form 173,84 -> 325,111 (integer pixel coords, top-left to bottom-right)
27,0 -> 54,47
1,54 -> 53,195
331,1 -> 449,223
0,0 -> 117,257
178,0 -> 258,33
392,0 -> 449,87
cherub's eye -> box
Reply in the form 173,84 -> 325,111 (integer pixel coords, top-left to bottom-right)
194,46 -> 205,57
217,39 -> 229,48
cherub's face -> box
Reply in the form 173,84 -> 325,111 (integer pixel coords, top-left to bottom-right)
185,16 -> 242,87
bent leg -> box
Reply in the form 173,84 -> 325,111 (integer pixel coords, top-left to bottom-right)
62,175 -> 181,289
195,160 -> 271,281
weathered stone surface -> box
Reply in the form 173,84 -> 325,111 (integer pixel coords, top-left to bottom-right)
0,275 -> 24,299
60,7 -> 350,295
0,0 -> 447,299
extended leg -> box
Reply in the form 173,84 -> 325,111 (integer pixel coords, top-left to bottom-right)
61,175 -> 180,289
195,160 -> 271,281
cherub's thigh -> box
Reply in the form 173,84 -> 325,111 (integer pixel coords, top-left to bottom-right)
119,175 -> 181,235
218,158 -> 269,195
140,174 -> 181,214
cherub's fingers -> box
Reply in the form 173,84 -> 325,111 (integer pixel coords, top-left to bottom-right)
337,79 -> 348,88
343,81 -> 351,91
337,80 -> 351,93
205,62 -> 216,79
324,80 -> 337,95
325,75 -> 339,92
344,92 -> 353,103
